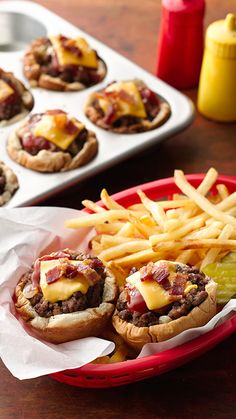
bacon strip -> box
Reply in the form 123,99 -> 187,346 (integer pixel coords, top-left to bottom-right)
31,251 -> 71,287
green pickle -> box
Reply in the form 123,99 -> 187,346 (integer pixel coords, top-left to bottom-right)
221,251 -> 236,263
203,258 -> 236,304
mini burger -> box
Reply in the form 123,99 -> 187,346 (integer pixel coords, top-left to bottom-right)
84,79 -> 171,133
7,110 -> 98,172
15,249 -> 117,343
23,34 -> 107,91
112,260 -> 217,351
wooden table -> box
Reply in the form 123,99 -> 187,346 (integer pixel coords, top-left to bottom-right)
1,1 -> 236,418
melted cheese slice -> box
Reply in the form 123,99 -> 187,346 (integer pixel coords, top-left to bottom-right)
0,79 -> 14,102
126,261 -> 191,311
127,270 -> 171,310
50,35 -> 98,68
33,114 -> 84,150
97,81 -> 147,121
40,259 -> 90,303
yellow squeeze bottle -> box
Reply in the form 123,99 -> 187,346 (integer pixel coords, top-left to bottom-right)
197,13 -> 236,122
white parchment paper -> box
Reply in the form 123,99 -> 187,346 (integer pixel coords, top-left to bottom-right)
0,207 -> 235,380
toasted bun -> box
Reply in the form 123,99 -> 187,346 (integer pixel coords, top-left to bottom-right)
112,280 -> 217,352
15,272 -> 117,344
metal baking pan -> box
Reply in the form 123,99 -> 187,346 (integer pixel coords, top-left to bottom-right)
0,0 -> 194,208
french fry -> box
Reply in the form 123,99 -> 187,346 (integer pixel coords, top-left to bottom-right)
175,250 -> 196,264
137,189 -> 168,231
127,203 -> 148,212
216,184 -> 229,200
109,345 -> 129,363
174,170 -> 236,228
99,240 -> 150,262
95,222 -> 125,235
91,356 -> 110,364
92,328 -> 130,364
152,238 -> 236,252
185,222 -> 222,240
65,209 -> 142,228
129,199 -> 194,210
114,248 -> 163,267
197,167 -> 218,195
173,168 -> 218,220
89,237 -> 103,254
216,191 -> 236,211
149,216 -> 205,246
116,221 -> 142,238
100,234 -> 143,248
128,214 -> 160,239
200,224 -> 234,269
81,199 -> 105,213
100,188 -> 125,210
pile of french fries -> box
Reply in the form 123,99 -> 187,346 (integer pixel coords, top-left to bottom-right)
66,168 -> 236,285
65,167 -> 236,363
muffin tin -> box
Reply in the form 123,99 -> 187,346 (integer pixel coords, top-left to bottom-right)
0,1 -> 194,207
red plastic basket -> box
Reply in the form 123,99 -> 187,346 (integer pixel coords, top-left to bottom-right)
50,174 -> 236,388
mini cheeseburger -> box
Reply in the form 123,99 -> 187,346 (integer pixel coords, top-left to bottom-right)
112,260 -> 217,351
23,34 -> 107,91
7,109 -> 98,172
84,79 -> 171,133
15,249 -> 117,343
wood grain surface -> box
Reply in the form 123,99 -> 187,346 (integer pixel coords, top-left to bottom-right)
1,1 -> 236,418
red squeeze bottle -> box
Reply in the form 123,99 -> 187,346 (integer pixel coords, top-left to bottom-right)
156,0 -> 205,89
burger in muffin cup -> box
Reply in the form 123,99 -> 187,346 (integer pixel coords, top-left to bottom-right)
7,109 -> 98,173
84,79 -> 171,133
23,34 -> 107,91
15,249 -> 117,343
112,260 -> 217,352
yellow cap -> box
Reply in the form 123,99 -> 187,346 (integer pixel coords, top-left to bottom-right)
206,13 -> 236,58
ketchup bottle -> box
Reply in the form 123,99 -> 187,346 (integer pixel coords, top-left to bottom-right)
156,0 -> 205,90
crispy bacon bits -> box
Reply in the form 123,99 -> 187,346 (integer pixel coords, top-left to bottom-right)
44,258 -> 101,285
59,35 -> 83,58
140,262 -> 171,290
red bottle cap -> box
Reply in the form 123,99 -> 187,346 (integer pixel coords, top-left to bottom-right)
162,0 -> 205,21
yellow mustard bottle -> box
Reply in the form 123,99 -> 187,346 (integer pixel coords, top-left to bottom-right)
197,13 -> 236,121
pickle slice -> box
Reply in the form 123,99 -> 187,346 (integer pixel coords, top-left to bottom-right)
203,262 -> 236,304
221,251 -> 236,263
